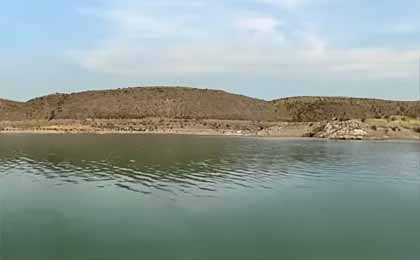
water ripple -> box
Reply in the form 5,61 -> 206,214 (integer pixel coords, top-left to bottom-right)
1,137 -> 419,196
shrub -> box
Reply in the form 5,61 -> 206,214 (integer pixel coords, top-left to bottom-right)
371,125 -> 377,131
414,127 -> 420,133
339,117 -> 350,122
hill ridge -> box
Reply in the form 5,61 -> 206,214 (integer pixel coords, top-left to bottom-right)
1,86 -> 419,121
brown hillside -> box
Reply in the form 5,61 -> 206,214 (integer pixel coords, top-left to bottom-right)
17,87 -> 274,121
1,87 -> 419,122
0,99 -> 24,121
272,97 -> 420,121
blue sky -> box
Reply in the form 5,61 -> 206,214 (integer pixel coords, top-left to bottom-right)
1,0 -> 420,101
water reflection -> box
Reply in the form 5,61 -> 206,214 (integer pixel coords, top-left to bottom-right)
0,135 -> 419,196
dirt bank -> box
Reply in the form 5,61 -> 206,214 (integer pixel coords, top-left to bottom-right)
1,118 -> 419,140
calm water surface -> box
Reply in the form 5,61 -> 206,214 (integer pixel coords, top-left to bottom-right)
0,135 -> 419,260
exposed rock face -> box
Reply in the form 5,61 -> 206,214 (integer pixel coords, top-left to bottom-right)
317,120 -> 368,140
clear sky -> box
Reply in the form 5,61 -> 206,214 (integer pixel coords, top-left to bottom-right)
1,0 -> 420,101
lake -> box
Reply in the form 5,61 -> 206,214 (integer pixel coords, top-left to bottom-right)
0,135 -> 419,259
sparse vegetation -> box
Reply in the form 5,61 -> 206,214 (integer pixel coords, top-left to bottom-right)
1,87 -> 420,126
273,97 -> 420,122
0,87 -> 273,122
366,118 -> 420,130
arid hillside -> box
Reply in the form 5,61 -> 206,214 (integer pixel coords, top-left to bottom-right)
272,97 -> 420,121
2,87 -> 274,121
0,87 -> 419,122
0,99 -> 24,121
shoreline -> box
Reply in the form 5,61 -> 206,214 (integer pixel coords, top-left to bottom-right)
1,118 -> 419,141
1,130 -> 419,142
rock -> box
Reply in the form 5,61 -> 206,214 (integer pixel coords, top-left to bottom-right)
317,120 -> 368,140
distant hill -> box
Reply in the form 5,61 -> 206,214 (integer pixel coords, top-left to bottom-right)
1,87 -> 274,121
0,87 -> 419,122
0,99 -> 24,121
272,97 -> 420,121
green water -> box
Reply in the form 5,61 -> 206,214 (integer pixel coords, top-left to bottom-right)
0,135 -> 419,260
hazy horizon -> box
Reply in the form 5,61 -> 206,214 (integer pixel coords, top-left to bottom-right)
2,0 -> 420,101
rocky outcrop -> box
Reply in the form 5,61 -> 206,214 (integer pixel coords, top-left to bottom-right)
316,120 -> 368,140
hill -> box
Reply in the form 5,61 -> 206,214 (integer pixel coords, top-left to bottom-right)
272,97 -> 420,121
0,87 -> 419,122
0,99 -> 24,121
3,87 -> 274,121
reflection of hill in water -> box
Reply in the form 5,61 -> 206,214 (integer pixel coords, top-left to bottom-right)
1,135 -> 419,195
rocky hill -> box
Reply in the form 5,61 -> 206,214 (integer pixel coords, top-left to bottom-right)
0,87 -> 419,122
